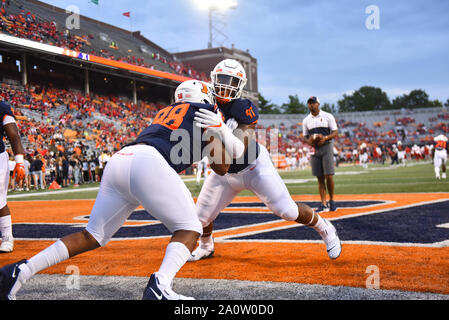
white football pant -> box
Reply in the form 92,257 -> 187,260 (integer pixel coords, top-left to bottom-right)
86,145 -> 202,246
196,144 -> 299,227
0,151 -> 9,209
434,149 -> 447,168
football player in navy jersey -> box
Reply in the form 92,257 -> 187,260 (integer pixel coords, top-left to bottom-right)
189,59 -> 342,262
0,80 -> 234,300
0,101 -> 26,253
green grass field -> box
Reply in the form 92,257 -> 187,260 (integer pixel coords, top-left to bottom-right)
7,161 -> 448,202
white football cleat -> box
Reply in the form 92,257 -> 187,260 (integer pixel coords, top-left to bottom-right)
188,246 -> 214,262
0,237 -> 14,253
188,241 -> 214,262
442,173 -> 447,179
320,219 -> 342,260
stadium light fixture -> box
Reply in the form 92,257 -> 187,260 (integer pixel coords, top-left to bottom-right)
194,0 -> 238,48
194,0 -> 238,11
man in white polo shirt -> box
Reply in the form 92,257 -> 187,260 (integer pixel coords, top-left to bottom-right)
302,96 -> 339,212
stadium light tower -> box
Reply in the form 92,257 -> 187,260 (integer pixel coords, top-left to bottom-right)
194,0 -> 238,48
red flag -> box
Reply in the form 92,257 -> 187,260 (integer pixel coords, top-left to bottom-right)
123,12 -> 130,18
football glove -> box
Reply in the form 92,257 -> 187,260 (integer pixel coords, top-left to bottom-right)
12,154 -> 25,183
226,118 -> 238,131
194,108 -> 225,132
194,109 -> 245,159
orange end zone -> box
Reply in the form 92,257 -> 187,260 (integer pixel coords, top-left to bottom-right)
1,193 -> 449,295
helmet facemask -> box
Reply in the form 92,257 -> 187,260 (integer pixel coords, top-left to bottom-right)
212,73 -> 246,104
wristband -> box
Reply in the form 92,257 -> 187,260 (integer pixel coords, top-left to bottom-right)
14,154 -> 24,164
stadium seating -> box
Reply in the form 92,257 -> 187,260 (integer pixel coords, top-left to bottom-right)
258,106 -> 447,164
0,0 -> 208,81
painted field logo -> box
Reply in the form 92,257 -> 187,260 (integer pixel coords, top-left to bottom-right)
8,194 -> 449,248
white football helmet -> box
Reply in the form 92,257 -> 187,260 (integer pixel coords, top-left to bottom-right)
434,134 -> 448,142
211,59 -> 247,103
174,80 -> 215,105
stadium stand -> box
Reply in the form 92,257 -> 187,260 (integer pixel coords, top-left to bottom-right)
258,106 -> 447,167
0,0 -> 208,80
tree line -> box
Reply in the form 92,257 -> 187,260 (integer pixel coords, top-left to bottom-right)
258,86 -> 449,114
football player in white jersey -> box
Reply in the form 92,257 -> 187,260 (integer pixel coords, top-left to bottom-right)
432,135 -> 448,179
358,143 -> 369,169
196,156 -> 209,185
397,141 -> 406,166
300,147 -> 309,170
189,59 -> 341,262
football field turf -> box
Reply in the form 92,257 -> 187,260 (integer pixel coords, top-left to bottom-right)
1,161 -> 449,301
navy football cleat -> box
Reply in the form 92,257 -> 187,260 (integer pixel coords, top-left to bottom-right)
328,200 -> 337,212
315,203 -> 329,213
142,273 -> 194,300
0,259 -> 27,300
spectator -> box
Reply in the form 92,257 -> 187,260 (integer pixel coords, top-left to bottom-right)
89,157 -> 97,182
31,154 -> 44,190
23,154 -> 31,191
82,157 -> 89,183
62,156 -> 69,187
56,157 -> 63,186
70,155 -> 80,187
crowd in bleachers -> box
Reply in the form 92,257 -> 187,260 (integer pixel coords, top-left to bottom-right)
0,1 -> 208,81
257,108 -> 447,170
1,81 -> 168,191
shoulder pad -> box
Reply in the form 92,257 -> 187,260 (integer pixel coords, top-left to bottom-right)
230,99 -> 259,125
0,101 -> 15,118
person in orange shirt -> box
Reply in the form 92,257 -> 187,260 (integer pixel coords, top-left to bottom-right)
41,157 -> 47,189
74,146 -> 81,156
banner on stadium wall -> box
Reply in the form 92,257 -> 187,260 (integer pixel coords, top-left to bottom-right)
0,34 -> 191,83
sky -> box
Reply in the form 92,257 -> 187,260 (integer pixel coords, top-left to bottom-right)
41,0 -> 449,106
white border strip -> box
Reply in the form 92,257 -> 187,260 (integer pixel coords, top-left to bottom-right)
217,198 -> 449,247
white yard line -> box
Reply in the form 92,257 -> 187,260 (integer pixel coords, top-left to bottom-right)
7,161 -> 435,199
7,187 -> 100,199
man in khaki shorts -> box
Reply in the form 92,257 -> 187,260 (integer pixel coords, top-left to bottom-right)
303,96 -> 339,212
